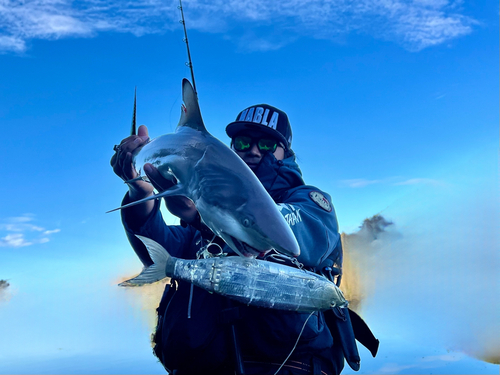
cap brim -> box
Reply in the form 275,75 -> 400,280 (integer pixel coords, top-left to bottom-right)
226,122 -> 288,148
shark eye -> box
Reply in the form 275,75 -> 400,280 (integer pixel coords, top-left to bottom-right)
242,218 -> 251,227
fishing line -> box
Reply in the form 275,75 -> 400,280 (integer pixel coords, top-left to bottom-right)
187,283 -> 194,319
167,94 -> 181,132
274,311 -> 315,375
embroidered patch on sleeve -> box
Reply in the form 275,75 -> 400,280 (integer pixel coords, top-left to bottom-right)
309,191 -> 332,212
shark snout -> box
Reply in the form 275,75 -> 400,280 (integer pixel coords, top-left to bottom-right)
241,216 -> 300,258
260,224 -> 300,258
219,215 -> 300,259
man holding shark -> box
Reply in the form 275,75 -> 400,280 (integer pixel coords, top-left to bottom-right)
111,97 -> 366,374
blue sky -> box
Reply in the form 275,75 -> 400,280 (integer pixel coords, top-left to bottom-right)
0,0 -> 499,373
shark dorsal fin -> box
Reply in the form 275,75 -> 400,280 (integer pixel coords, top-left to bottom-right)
177,78 -> 208,133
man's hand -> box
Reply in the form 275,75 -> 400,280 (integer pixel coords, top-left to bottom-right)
111,124 -> 198,224
110,125 -> 152,201
145,164 -> 198,224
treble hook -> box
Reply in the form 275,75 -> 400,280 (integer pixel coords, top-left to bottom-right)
265,251 -> 304,269
197,237 -> 226,259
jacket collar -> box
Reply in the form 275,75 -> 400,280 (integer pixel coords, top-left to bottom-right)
253,152 -> 305,202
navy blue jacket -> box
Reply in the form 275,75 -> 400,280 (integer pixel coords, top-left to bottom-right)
121,152 -> 346,373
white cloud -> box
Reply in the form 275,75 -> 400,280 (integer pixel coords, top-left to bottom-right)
0,0 -> 476,53
8,215 -> 35,223
0,35 -> 25,51
395,178 -> 443,186
342,178 -> 383,188
421,353 -> 464,362
377,362 -> 417,374
43,229 -> 61,234
0,279 -> 12,303
342,176 -> 443,188
392,5 -> 474,50
0,214 -> 60,248
0,214 -> 44,232
0,233 -> 32,247
0,233 -> 52,247
4,223 -> 44,232
377,352 -> 464,373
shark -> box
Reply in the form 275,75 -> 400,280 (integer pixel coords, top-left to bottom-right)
110,79 -> 300,258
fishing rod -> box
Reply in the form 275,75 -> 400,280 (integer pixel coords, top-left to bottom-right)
129,1 -> 196,136
131,86 -> 137,135
178,0 -> 197,96
130,0 -> 195,137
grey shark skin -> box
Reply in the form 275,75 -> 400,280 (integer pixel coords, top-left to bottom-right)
111,79 -> 300,258
122,235 -> 348,312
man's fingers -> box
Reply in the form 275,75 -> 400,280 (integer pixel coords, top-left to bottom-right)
143,163 -> 198,222
111,126 -> 153,199
116,138 -> 145,170
120,137 -> 146,154
123,152 -> 138,181
118,135 -> 137,146
144,164 -> 176,192
111,141 -> 140,182
112,127 -> 148,173
110,153 -> 117,167
111,152 -> 124,177
138,125 -> 149,140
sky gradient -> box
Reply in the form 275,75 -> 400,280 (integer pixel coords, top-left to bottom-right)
1,0 -> 499,373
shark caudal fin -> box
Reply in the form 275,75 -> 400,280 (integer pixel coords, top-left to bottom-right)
177,78 -> 208,133
130,86 -> 137,136
119,235 -> 173,286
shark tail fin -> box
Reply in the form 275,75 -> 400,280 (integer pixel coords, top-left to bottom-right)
119,235 -> 173,286
177,78 -> 208,133
130,86 -> 137,136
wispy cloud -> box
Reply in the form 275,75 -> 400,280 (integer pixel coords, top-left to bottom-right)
43,228 -> 61,235
0,279 -> 11,303
376,352 -> 466,373
342,176 -> 442,188
0,0 -> 476,53
0,214 -> 60,248
421,353 -> 464,362
342,178 -> 383,188
377,362 -> 418,374
394,178 -> 442,186
1,233 -> 33,247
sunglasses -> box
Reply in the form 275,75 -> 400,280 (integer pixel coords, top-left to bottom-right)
232,135 -> 282,153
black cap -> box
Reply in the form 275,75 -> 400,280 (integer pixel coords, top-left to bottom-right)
226,104 -> 292,149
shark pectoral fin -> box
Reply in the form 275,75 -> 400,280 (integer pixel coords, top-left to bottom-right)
106,184 -> 187,213
119,235 -> 171,286
106,193 -> 159,213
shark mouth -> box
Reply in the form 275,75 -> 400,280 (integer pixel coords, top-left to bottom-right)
227,236 -> 267,258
